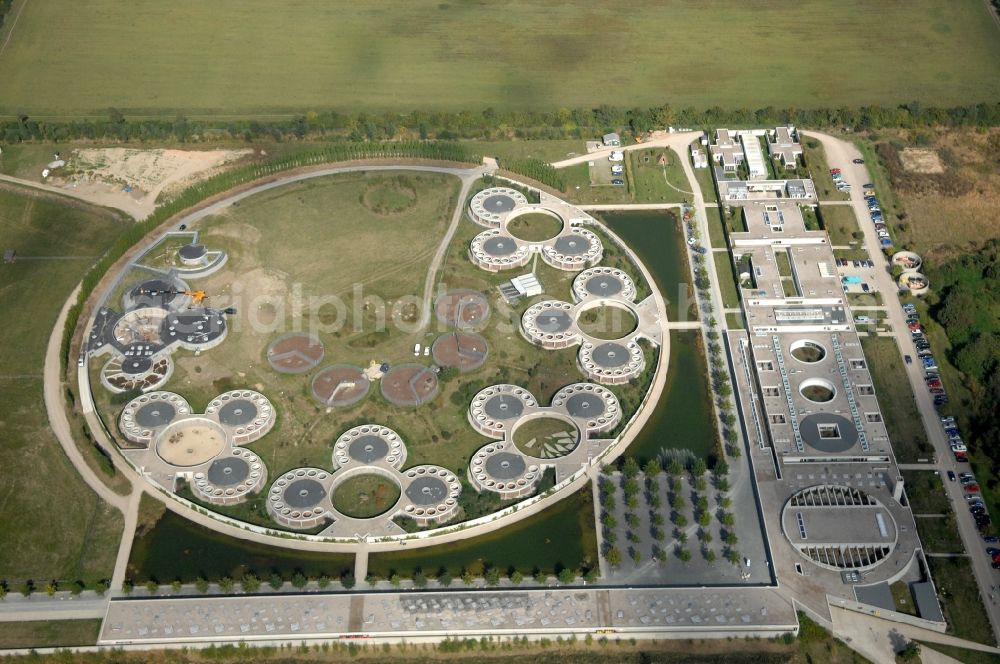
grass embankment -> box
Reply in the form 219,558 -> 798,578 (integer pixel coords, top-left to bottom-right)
860,337 -> 931,462
0,187 -> 127,588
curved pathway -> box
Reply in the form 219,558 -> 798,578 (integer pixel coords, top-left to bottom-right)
48,162 -> 670,556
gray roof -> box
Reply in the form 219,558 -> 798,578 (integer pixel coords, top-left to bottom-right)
912,582 -> 944,623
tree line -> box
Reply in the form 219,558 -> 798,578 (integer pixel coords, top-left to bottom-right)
8,100 -> 1000,147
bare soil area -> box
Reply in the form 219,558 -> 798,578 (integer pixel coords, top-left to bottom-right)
51,148 -> 253,219
900,148 -> 944,173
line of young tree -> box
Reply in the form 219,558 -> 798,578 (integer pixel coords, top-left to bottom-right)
8,101 -> 1000,147
60,141 -> 480,372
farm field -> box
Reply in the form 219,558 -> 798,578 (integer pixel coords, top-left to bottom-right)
1,1 -> 999,117
0,186 -> 128,586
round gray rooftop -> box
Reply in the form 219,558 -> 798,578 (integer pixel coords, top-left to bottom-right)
405,476 -> 449,506
554,234 -> 590,256
483,236 -> 519,256
129,279 -> 179,309
566,392 -> 607,418
207,457 -> 250,486
485,452 -> 526,480
121,357 -> 153,375
483,193 -> 517,213
800,413 -> 860,454
218,399 -> 258,426
534,309 -> 573,333
161,311 -> 226,345
484,393 -> 525,420
592,342 -> 630,368
178,243 -> 207,260
585,274 -> 624,297
284,478 -> 326,509
134,401 -> 176,428
348,435 -> 389,463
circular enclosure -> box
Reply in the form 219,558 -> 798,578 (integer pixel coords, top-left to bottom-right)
331,473 -> 401,519
505,210 -> 564,242
512,416 -> 580,459
577,304 -> 638,340
789,339 -> 827,364
434,289 -> 490,329
380,364 -> 439,406
431,332 -> 489,371
312,365 -> 370,407
266,333 -> 325,374
155,418 -> 227,467
799,377 -> 837,404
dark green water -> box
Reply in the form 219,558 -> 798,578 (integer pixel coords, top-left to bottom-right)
599,210 -> 691,321
368,485 -> 596,577
624,330 -> 717,464
598,212 -> 716,464
127,511 -> 355,582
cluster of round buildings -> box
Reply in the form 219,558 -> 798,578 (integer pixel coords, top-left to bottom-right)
90,266 -> 228,394
266,425 -> 462,531
467,383 -> 622,499
892,250 -> 929,295
521,266 -> 649,385
118,389 -> 274,505
467,188 -> 603,272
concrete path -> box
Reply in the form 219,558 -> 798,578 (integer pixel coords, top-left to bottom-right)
576,203 -> 683,211
550,132 -> 699,169
0,599 -> 108,622
832,605 -> 1000,664
43,283 -> 129,513
110,490 -> 143,594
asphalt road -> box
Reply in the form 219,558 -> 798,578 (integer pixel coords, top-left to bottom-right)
807,131 -> 999,645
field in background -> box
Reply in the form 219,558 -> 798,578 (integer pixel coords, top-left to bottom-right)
1,1 -> 999,117
0,186 -> 127,585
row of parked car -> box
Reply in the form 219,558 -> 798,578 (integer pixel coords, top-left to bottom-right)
901,303 -> 949,410
862,184 -> 893,249
830,167 -> 852,194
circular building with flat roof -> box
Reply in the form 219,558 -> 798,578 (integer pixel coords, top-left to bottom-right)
469,187 -> 528,227
191,448 -> 267,506
540,228 -> 603,270
469,441 -> 542,499
468,384 -> 539,437
312,364 -> 370,407
782,485 -> 898,571
400,466 -> 461,526
380,364 -> 439,407
267,333 -> 325,374
572,266 -> 637,302
119,392 -> 192,446
470,229 -> 532,272
332,424 -> 406,470
552,382 -> 622,434
521,301 -> 580,349
579,339 -> 645,384
178,243 -> 207,264
266,468 -> 333,530
205,390 -> 275,444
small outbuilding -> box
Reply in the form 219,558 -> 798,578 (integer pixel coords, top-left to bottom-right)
602,132 -> 621,147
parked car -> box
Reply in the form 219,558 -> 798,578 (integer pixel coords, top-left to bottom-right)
966,484 -> 981,493
904,355 -> 912,364
947,470 -> 957,482
985,535 -> 999,544
853,158 -> 865,164
611,179 -> 624,186
991,561 -> 1000,569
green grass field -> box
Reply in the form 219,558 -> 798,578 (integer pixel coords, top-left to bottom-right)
928,556 -> 996,645
0,620 -> 100,649
860,336 -> 932,462
1,1 -> 998,117
0,187 -> 127,586
818,205 -> 862,246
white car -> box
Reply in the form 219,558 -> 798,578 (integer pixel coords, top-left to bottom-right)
413,343 -> 421,356
609,151 -> 624,162
951,443 -> 967,453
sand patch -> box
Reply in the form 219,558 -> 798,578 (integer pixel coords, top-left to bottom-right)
900,148 -> 944,174
50,148 -> 253,220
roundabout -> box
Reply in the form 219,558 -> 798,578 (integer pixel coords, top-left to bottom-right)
74,169 -> 669,548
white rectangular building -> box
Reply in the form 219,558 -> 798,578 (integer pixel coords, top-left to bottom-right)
740,134 -> 768,179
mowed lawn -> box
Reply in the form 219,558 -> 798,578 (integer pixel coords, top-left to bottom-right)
0,188 -> 127,584
1,1 -> 999,116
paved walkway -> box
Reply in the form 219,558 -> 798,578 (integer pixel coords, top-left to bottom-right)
806,130 -> 999,644
576,203 -> 683,211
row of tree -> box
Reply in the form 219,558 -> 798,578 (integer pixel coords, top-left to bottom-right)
9,100 -> 1000,147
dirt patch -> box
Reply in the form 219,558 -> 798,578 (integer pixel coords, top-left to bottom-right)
431,332 -> 489,371
380,364 -> 439,407
266,333 -> 324,374
51,148 -> 253,220
900,148 -> 944,174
